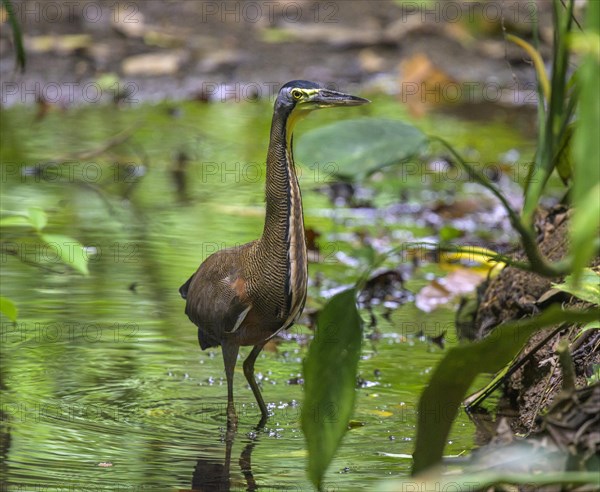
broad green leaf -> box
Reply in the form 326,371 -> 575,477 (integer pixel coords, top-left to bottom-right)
570,184 -> 600,284
571,0 -> 600,283
27,207 -> 48,231
0,215 -> 31,227
40,234 -> 89,275
0,296 -> 18,322
302,288 -> 363,489
412,305 -> 600,475
553,268 -> 600,305
296,119 -> 427,180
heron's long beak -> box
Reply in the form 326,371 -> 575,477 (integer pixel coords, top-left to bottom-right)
311,89 -> 370,108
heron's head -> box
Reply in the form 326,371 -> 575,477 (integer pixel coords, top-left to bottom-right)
275,81 -> 369,139
276,80 -> 369,114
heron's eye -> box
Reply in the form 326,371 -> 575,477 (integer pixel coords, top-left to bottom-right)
291,89 -> 303,100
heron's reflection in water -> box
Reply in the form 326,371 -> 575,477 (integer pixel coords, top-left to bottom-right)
191,426 -> 260,492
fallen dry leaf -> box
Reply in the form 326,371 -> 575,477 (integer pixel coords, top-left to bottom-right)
398,52 -> 455,118
416,268 -> 485,313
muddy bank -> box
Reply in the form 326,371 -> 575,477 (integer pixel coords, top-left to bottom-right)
468,205 -> 599,470
1,0 -> 554,106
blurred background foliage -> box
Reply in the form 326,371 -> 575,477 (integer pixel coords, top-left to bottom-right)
1,0 -> 598,490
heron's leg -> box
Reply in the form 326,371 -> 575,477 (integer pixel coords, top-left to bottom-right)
243,342 -> 268,427
222,340 -> 240,431
239,441 -> 258,491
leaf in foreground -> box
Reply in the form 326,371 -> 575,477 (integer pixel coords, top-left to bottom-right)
301,288 -> 362,490
412,305 -> 600,475
571,0 -> 600,283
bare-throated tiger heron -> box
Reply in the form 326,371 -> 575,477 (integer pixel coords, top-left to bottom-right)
180,81 -> 369,429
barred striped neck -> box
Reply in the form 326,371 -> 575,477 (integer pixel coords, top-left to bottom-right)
259,108 -> 308,320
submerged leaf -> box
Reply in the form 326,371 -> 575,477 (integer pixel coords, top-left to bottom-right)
302,288 -> 363,489
296,119 -> 427,180
0,296 -> 18,322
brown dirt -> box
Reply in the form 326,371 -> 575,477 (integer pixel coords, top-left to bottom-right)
1,0 -> 553,105
473,205 -> 600,436
476,205 -> 571,340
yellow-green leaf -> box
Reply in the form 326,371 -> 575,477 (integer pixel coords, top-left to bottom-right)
571,0 -> 600,284
0,215 -> 31,228
0,296 -> 18,322
553,268 -> 600,305
27,207 -> 48,231
40,234 -> 89,275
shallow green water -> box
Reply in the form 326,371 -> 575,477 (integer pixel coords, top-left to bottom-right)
0,97 -> 535,490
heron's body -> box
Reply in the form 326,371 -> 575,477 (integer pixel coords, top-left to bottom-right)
180,81 -> 368,429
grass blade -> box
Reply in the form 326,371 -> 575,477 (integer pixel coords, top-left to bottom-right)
2,0 -> 26,72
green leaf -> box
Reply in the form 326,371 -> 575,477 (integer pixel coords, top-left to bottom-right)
554,124 -> 573,184
301,288 -> 363,489
0,215 -> 31,228
439,225 -> 462,242
552,268 -> 600,305
40,234 -> 89,276
1,0 -> 26,72
571,0 -> 600,283
523,0 -> 576,224
27,207 -> 48,231
582,321 -> 600,330
412,305 -> 600,475
296,119 -> 427,180
570,184 -> 600,284
577,321 -> 600,342
0,296 -> 18,322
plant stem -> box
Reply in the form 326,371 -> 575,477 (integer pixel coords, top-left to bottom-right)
430,136 -> 571,278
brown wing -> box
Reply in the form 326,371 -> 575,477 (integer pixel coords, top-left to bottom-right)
181,244 -> 253,350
